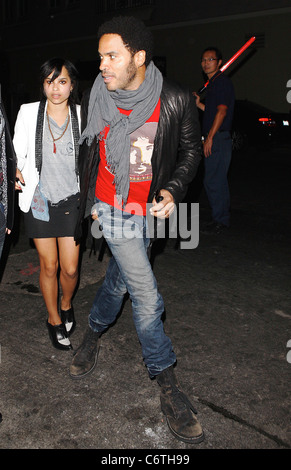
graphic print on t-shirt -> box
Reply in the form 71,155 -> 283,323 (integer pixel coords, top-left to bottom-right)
95,99 -> 160,215
129,122 -> 157,182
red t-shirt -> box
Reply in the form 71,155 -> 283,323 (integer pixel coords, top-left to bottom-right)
95,100 -> 160,215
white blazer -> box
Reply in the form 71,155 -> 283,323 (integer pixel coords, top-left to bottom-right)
13,101 -> 81,213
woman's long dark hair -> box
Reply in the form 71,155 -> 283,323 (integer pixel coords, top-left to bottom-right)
40,57 -> 79,104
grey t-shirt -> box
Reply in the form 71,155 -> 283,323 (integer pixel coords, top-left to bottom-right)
40,113 -> 79,204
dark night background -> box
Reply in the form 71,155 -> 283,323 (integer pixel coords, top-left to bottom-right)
1,0 -> 291,126
0,1 -> 291,451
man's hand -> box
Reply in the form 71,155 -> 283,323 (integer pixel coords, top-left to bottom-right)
203,135 -> 213,157
192,92 -> 205,112
204,105 -> 228,158
150,189 -> 175,219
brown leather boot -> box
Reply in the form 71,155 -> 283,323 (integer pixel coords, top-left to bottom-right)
69,326 -> 101,379
157,366 -> 204,444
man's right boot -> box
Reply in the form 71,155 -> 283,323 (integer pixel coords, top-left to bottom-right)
157,366 -> 204,444
69,326 -> 101,379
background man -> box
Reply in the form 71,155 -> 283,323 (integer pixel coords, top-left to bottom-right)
72,16 -> 204,444
194,47 -> 235,233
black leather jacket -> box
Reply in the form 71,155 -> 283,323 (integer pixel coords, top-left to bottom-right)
75,78 -> 201,241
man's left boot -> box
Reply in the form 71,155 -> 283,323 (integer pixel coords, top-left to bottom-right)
157,365 -> 204,444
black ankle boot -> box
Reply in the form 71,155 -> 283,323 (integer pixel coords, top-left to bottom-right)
46,321 -> 72,351
60,305 -> 76,336
69,326 -> 101,379
157,366 -> 204,444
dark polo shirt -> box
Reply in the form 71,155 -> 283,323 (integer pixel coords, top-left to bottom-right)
202,71 -> 235,135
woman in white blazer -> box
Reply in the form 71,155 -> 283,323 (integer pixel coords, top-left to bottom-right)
14,58 -> 81,351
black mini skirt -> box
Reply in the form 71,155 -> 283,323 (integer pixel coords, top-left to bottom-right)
24,193 -> 80,239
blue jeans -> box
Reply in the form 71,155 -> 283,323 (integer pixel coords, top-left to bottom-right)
0,202 -> 6,260
89,199 -> 176,377
204,131 -> 232,226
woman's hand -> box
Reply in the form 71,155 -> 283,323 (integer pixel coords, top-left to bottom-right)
91,208 -> 99,221
15,168 -> 25,191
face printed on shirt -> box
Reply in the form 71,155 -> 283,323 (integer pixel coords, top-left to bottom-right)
129,122 -> 157,181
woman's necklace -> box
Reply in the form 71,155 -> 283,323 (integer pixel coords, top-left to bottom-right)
46,110 -> 70,154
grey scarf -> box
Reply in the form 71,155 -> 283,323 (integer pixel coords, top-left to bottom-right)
79,61 -> 163,206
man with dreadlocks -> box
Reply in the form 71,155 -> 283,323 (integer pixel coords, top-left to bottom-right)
71,16 -> 204,444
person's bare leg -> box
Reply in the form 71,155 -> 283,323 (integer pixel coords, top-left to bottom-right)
58,237 -> 80,311
33,238 -> 61,325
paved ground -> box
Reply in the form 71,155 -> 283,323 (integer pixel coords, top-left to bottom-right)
0,143 -> 290,457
